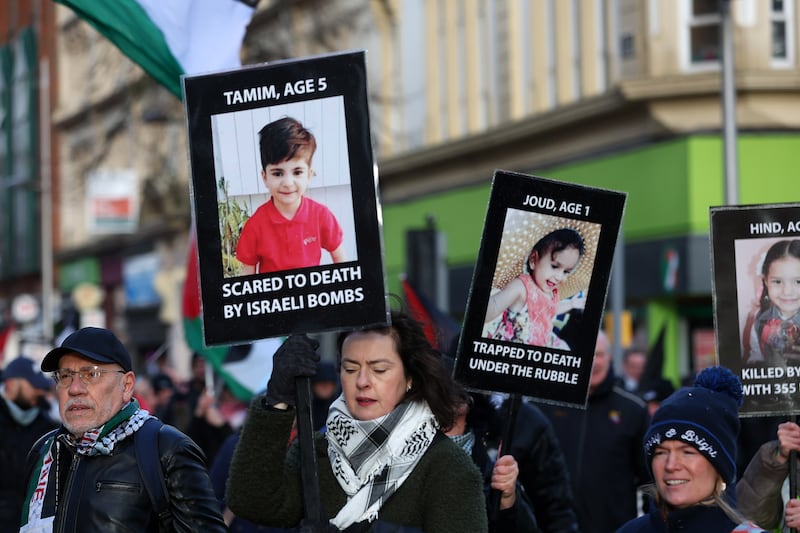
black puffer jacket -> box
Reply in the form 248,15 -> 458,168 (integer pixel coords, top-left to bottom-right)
23,422 -> 226,532
468,395 -> 580,533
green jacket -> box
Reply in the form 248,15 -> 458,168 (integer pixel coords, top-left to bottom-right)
227,399 -> 488,532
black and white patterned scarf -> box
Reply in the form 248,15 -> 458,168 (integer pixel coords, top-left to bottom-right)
325,396 -> 438,529
20,400 -> 151,532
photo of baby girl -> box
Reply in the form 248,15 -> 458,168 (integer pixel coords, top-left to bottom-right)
482,209 -> 601,351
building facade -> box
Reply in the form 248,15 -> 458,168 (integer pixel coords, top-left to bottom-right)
3,0 -> 799,380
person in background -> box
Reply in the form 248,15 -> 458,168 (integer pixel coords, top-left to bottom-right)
445,390 -> 537,533
618,347 -> 646,393
535,329 -> 650,532
133,375 -> 157,412
617,366 -> 767,532
311,360 -> 340,431
151,372 -> 179,426
19,327 -> 226,532
737,420 -> 800,532
210,430 -> 294,533
187,383 -> 246,466
227,311 -> 488,532
183,352 -> 209,415
0,357 -> 58,531
639,377 -> 676,418
446,388 -> 580,533
496,395 -> 581,532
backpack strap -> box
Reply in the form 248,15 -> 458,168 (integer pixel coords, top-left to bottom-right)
135,418 -> 171,531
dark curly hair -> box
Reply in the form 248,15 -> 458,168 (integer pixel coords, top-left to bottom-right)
337,310 -> 461,429
258,116 -> 316,170
759,239 -> 800,312
525,227 -> 585,275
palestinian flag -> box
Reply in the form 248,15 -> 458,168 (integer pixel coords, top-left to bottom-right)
57,0 -> 259,398
54,0 -> 256,99
182,231 -> 280,400
401,277 -> 461,354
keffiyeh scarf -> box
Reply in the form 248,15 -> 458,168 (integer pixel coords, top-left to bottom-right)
20,400 -> 152,532
325,396 -> 438,530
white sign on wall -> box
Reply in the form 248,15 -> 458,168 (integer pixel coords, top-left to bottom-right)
86,169 -> 139,235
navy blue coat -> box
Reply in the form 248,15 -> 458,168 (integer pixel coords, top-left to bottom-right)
536,370 -> 650,533
616,504 -> 767,532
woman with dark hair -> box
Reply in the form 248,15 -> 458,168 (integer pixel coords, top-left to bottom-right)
227,310 -> 487,532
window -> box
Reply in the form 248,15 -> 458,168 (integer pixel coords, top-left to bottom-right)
772,0 -> 795,67
620,33 -> 635,59
688,0 -> 720,65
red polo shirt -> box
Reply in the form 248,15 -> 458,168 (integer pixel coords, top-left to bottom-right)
235,197 -> 343,273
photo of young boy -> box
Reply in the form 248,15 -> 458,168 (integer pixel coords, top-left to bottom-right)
482,209 -> 601,351
236,116 -> 346,274
213,96 -> 356,278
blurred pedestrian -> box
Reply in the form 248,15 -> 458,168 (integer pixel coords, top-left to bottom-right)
311,360 -> 340,431
0,356 -> 57,531
210,430 -> 294,532
447,388 -> 580,532
640,377 -> 676,417
618,347 -> 646,393
536,329 -> 650,532
187,383 -> 244,466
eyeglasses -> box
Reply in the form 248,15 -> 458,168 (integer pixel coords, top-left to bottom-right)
52,366 -> 126,388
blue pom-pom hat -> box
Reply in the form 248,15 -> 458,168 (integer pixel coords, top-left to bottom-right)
643,366 -> 743,484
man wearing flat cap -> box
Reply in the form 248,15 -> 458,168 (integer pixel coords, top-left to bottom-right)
0,356 -> 57,531
19,327 -> 226,532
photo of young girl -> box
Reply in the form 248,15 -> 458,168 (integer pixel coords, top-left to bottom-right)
737,238 -> 800,365
482,210 -> 601,350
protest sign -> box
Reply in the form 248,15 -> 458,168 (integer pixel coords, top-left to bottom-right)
454,170 -> 626,407
710,202 -> 800,416
183,51 -> 388,346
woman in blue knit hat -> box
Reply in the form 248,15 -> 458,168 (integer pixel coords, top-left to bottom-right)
616,366 -> 768,532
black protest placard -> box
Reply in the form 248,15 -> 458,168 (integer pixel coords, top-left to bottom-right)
710,203 -> 800,417
183,51 -> 388,346
454,171 -> 626,407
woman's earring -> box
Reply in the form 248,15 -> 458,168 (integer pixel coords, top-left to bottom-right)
406,382 -> 412,392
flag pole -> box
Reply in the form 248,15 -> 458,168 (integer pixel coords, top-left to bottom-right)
721,0 -> 739,205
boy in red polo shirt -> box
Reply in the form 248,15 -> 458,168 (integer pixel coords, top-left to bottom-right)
236,116 -> 346,274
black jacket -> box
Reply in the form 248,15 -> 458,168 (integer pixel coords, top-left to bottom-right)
469,395 -> 580,533
0,397 -> 58,531
24,421 -> 226,532
616,503 -> 765,533
536,370 -> 650,533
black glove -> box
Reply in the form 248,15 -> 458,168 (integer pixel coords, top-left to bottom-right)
265,334 -> 321,406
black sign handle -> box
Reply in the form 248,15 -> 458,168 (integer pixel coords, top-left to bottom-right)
791,415 -> 798,533
488,394 -> 521,523
296,376 -> 326,528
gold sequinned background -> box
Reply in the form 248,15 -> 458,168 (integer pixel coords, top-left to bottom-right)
490,209 -> 602,299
